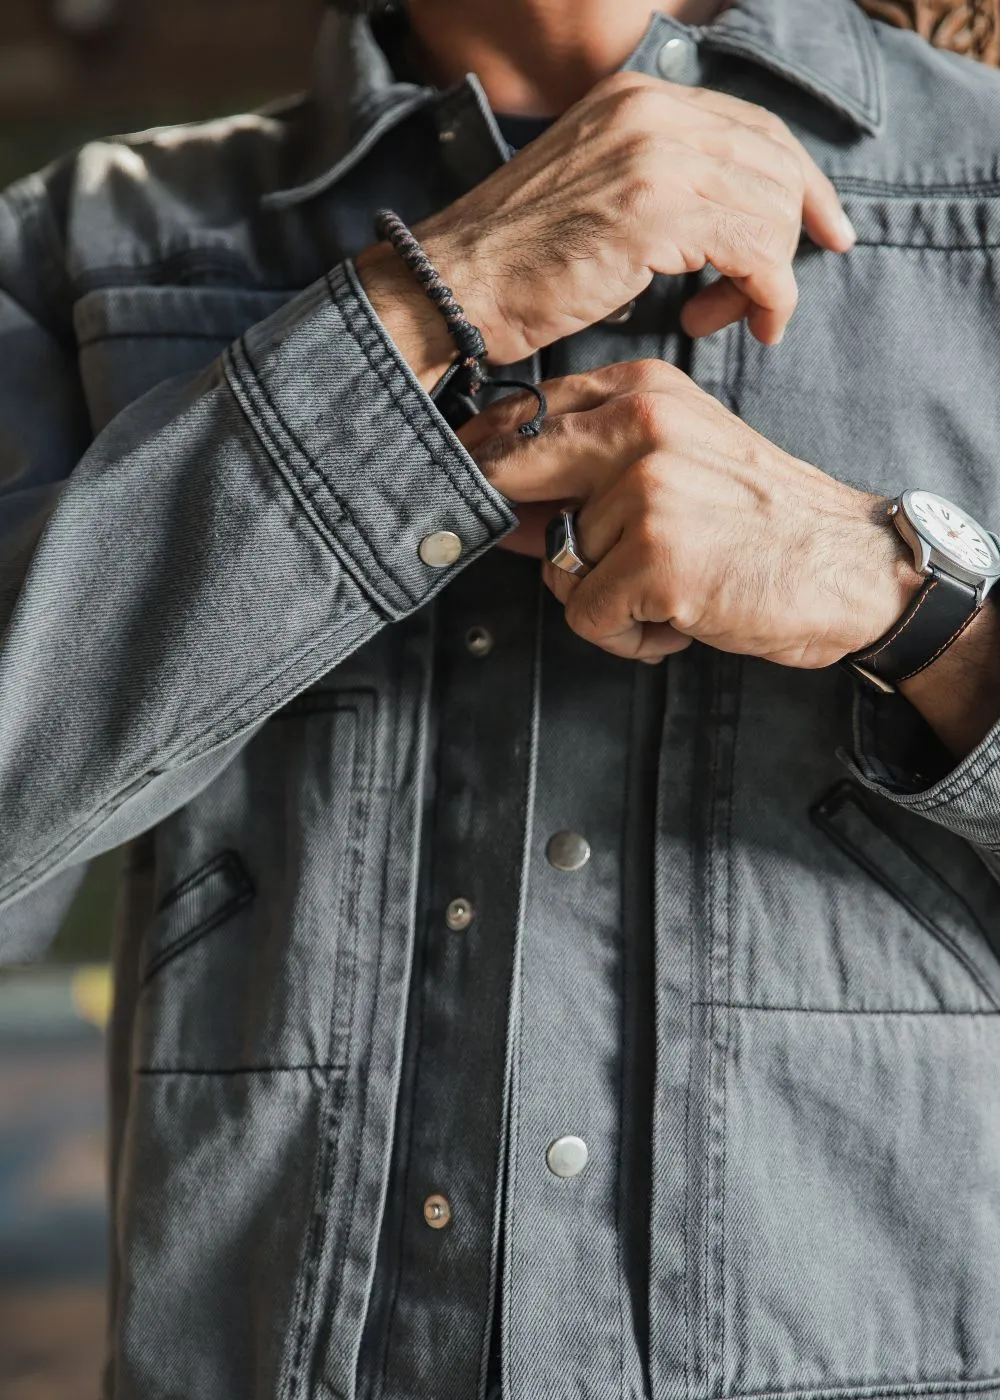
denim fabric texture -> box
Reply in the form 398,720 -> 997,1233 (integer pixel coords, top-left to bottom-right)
2,2 -> 1000,1398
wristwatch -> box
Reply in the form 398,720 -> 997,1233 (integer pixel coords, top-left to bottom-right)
845,489 -> 1000,693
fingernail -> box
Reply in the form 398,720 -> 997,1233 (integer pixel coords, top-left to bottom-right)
837,210 -> 857,247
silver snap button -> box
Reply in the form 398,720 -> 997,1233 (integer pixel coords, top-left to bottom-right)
656,35 -> 696,81
419,531 -> 463,568
439,128 -> 457,143
445,897 -> 474,932
465,625 -> 494,658
603,299 -> 636,325
546,831 -> 591,872
546,1136 -> 589,1179
423,1193 -> 452,1228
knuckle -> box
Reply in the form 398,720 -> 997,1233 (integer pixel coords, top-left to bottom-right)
771,140 -> 806,190
620,168 -> 659,221
595,69 -> 648,100
607,80 -> 660,129
712,119 -> 751,164
624,359 -> 679,394
719,211 -> 783,267
667,595 -> 698,633
750,106 -> 791,142
627,454 -> 671,515
626,392 -> 673,448
759,161 -> 804,215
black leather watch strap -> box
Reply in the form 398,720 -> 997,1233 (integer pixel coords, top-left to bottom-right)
845,570 -> 981,692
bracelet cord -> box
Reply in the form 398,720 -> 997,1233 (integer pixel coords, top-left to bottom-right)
373,209 -> 547,438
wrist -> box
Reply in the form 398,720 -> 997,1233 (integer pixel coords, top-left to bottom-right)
840,498 -> 924,655
356,227 -> 526,387
414,217 -> 531,366
354,241 -> 457,392
898,598 -> 1000,758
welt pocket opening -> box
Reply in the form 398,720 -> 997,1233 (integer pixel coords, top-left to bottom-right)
269,686 -> 375,724
811,780 -> 1000,1008
142,849 -> 255,987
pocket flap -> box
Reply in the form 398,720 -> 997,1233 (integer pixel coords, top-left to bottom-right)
74,284 -> 295,347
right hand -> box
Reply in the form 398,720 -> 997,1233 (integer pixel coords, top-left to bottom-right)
358,71 -> 855,382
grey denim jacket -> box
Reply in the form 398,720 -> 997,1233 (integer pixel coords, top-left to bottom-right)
3,3 -> 1000,1399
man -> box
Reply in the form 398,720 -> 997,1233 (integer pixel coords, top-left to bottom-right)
2,0 -> 1000,1395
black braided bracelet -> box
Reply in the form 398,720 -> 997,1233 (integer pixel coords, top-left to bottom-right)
373,209 -> 547,438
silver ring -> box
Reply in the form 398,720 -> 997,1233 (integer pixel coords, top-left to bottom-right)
545,509 -> 593,577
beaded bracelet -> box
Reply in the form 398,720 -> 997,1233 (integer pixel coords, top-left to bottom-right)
373,209 -> 547,438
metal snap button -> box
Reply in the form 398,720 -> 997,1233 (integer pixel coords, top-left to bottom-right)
603,299 -> 636,325
445,897 -> 474,932
419,531 -> 463,568
657,35 -> 696,81
546,1136 -> 590,1179
423,1194 -> 452,1228
546,831 -> 591,872
465,625 -> 494,658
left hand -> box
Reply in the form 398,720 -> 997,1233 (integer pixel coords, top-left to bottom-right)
458,360 -> 922,667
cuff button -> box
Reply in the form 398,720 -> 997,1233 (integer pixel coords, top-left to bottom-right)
419,531 -> 463,568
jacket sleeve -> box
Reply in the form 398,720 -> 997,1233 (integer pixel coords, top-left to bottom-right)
844,683 -> 1000,881
0,186 -> 515,939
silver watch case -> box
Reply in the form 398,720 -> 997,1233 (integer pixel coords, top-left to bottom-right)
890,490 -> 1000,607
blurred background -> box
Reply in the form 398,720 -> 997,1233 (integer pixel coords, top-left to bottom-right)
0,2 -> 321,1393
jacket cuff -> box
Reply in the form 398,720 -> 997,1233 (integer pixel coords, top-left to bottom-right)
844,685 -> 1000,858
224,259 -> 516,620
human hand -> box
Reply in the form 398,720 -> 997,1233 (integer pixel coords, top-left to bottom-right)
457,362 -> 921,668
358,71 -> 855,386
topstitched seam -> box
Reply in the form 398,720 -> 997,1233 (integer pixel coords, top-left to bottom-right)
286,702 -> 371,1400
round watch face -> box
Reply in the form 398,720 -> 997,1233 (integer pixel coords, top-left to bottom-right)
904,490 -> 1000,575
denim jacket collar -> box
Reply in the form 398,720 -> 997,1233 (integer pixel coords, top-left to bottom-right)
265,0 -> 885,210
702,0 -> 885,134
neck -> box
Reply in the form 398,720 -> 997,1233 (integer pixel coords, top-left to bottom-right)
406,0 -> 729,116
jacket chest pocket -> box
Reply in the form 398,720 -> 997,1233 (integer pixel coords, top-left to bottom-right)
134,688 -> 376,1073
710,190 -> 1000,520
73,283 -> 297,431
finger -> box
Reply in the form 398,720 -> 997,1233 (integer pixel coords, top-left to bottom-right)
558,543 -> 693,662
695,204 -> 801,344
541,557 -> 583,609
543,544 -> 692,663
457,361 -> 668,458
682,274 -> 802,346
679,88 -> 854,252
468,391 -> 680,506
680,277 -> 753,340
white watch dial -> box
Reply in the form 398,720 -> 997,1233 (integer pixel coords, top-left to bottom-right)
906,491 -> 999,574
